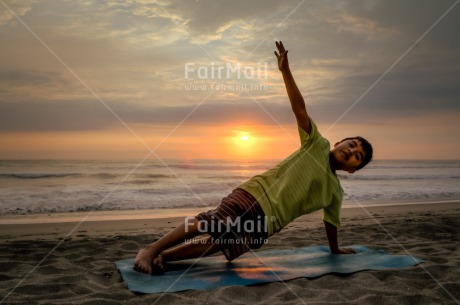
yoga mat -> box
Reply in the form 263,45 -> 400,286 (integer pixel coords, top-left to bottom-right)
115,245 -> 423,294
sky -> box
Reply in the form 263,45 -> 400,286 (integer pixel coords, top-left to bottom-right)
0,0 -> 459,160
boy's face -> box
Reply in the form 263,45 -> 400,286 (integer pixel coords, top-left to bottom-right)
330,139 -> 365,173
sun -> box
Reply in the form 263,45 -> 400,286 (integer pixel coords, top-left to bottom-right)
225,128 -> 260,159
231,131 -> 255,149
236,132 -> 252,146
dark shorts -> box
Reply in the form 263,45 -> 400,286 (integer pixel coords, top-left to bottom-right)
195,188 -> 268,261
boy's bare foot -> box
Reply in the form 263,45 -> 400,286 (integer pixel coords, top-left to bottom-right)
134,244 -> 161,275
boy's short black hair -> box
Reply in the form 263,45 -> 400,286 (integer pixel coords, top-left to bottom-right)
340,136 -> 373,170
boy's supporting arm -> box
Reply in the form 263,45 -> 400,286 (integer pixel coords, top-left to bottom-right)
324,221 -> 356,254
274,41 -> 311,134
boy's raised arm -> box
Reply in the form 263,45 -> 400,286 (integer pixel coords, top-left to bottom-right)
275,41 -> 311,134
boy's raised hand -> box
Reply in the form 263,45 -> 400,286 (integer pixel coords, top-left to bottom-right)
274,41 -> 289,71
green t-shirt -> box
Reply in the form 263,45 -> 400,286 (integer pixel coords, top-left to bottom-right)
239,119 -> 344,236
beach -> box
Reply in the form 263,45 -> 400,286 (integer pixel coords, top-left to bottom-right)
0,200 -> 459,305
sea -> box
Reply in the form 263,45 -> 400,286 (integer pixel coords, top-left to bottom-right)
0,159 -> 459,215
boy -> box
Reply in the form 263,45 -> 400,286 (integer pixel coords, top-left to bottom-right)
134,41 -> 373,275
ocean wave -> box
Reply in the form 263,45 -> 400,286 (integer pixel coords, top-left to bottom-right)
0,172 -> 177,180
365,163 -> 460,169
338,174 -> 460,180
127,180 -> 153,185
1,159 -> 459,216
202,175 -> 251,180
90,173 -> 119,179
144,164 -> 271,171
0,173 -> 80,179
141,174 -> 174,179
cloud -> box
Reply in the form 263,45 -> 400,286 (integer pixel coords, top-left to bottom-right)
0,0 -> 37,27
0,99 -> 295,131
0,69 -> 62,86
0,0 -> 459,137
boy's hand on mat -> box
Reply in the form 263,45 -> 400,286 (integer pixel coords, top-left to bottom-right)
274,41 -> 289,71
333,248 -> 357,254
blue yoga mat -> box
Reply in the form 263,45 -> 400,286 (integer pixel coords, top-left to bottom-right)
115,245 -> 423,294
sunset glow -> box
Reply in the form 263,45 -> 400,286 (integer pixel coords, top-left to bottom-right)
0,1 -> 459,160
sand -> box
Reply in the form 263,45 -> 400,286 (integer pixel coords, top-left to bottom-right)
0,201 -> 459,305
